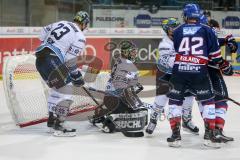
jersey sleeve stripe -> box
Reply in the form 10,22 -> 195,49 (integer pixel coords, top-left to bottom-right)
209,49 -> 221,56
209,53 -> 222,59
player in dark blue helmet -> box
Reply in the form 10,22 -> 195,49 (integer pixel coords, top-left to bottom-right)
200,12 -> 236,143
146,17 -> 199,136
167,3 -> 233,148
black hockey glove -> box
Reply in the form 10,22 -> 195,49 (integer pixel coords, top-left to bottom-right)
225,35 -> 238,53
228,40 -> 238,53
219,59 -> 234,76
70,70 -> 85,87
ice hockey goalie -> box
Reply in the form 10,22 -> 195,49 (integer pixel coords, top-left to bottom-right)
90,40 -> 148,137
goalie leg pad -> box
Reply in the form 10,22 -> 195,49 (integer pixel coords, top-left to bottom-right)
110,109 -> 148,132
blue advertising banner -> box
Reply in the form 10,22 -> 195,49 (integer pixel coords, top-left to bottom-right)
134,14 -> 178,28
222,16 -> 240,29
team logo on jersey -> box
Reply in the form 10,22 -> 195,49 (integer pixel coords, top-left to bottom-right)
183,26 -> 201,35
178,63 -> 201,72
196,89 -> 209,95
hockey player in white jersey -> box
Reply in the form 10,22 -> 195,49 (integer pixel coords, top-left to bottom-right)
91,40 -> 148,137
35,11 -> 89,136
146,18 -> 199,135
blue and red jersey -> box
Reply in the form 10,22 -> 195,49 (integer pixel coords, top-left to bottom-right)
173,23 -> 222,74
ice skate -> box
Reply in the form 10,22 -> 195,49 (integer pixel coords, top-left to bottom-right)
145,111 -> 159,134
182,119 -> 199,135
47,112 -> 57,133
203,129 -> 222,148
53,119 -> 76,137
216,128 -> 234,143
167,129 -> 181,148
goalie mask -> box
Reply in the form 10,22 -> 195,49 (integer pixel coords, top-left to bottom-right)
119,40 -> 138,62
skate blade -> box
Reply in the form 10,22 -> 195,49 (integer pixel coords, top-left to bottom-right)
182,127 -> 199,135
47,127 -> 54,134
204,140 -> 221,149
168,141 -> 181,148
222,139 -> 234,143
53,131 -> 76,137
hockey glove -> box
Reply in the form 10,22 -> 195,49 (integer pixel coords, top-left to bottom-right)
70,70 -> 85,87
225,34 -> 238,53
219,59 -> 234,76
228,40 -> 238,53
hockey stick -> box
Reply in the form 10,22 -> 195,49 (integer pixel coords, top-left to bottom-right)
87,86 -> 153,109
82,86 -> 100,105
214,91 -> 240,106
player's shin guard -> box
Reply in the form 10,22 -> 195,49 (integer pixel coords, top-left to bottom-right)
167,117 -> 181,147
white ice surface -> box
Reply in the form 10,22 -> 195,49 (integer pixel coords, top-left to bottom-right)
0,76 -> 240,160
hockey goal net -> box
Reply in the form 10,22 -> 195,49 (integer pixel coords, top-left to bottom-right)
3,54 -> 110,127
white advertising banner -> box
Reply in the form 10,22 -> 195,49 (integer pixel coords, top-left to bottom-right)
93,9 -> 240,29
1,27 -> 240,38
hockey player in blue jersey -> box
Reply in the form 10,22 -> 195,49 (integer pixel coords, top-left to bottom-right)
35,11 -> 89,137
167,3 -> 233,148
146,18 -> 199,135
199,14 -> 235,143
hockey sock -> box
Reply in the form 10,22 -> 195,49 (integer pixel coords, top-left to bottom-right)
204,119 -> 215,130
215,101 -> 228,129
169,117 -> 181,130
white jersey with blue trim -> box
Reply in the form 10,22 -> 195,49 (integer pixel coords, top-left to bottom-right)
157,35 -> 176,74
39,20 -> 86,65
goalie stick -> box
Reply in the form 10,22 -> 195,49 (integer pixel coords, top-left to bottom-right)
87,86 -> 153,110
